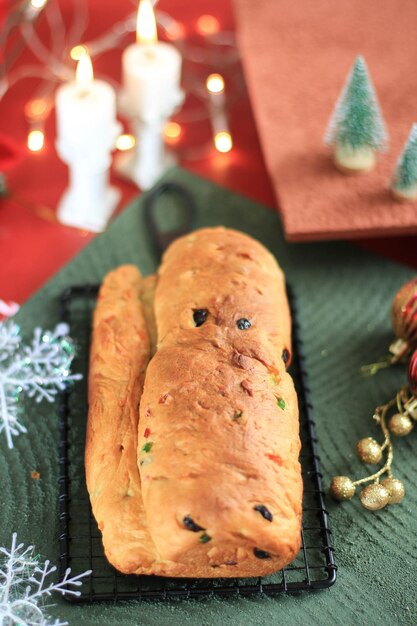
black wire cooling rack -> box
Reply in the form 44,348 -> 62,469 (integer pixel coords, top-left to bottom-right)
57,283 -> 336,602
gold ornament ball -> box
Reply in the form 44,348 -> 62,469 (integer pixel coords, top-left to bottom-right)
356,437 -> 383,464
381,477 -> 405,504
388,413 -> 414,437
359,483 -> 390,511
330,476 -> 356,501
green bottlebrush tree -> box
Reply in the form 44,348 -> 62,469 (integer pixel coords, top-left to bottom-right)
391,124 -> 417,200
325,55 -> 388,173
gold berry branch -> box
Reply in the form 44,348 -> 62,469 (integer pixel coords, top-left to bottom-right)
330,362 -> 417,511
330,277 -> 417,511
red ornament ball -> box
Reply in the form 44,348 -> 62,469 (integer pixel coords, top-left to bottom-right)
409,349 -> 417,397
391,277 -> 417,346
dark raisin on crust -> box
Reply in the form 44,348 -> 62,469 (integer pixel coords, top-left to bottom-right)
183,515 -> 205,532
282,348 -> 290,366
237,318 -> 251,330
193,309 -> 208,327
253,548 -> 271,559
254,504 -> 273,522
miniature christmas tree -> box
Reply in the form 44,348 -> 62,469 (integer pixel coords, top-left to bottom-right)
325,55 -> 388,174
391,124 -> 417,201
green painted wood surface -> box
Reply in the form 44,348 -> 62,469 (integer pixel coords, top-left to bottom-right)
1,168 -> 416,625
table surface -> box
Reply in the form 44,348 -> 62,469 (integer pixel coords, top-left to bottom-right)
1,4 -> 417,625
0,0 -> 416,307
8,167 -> 417,626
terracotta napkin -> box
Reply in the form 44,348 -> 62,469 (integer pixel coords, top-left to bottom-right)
234,0 -> 417,241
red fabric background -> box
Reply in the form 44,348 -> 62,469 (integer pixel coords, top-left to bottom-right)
0,0 -> 415,305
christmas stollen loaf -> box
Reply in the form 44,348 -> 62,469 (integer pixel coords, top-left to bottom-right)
85,267 -> 161,574
86,227 -> 302,577
138,227 -> 302,577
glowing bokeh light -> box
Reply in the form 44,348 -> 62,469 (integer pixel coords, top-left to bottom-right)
206,73 -> 225,94
27,130 -> 45,152
165,21 -> 186,41
70,45 -> 88,61
116,134 -> 136,151
25,98 -> 47,119
164,122 -> 182,140
197,15 -> 220,35
214,131 -> 233,153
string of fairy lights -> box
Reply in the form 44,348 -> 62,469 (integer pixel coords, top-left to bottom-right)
1,0 -> 241,160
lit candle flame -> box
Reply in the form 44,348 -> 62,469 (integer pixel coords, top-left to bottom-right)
76,53 -> 94,90
136,0 -> 158,46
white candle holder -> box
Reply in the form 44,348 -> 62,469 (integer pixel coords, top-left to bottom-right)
115,88 -> 184,190
56,120 -> 122,233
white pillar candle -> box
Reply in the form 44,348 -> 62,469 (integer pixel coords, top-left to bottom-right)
121,0 -> 183,123
56,60 -> 117,150
116,0 -> 184,190
55,54 -> 121,232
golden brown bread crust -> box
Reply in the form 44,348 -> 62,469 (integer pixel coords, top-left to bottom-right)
138,228 -> 302,577
86,228 -> 302,578
85,266 -> 158,574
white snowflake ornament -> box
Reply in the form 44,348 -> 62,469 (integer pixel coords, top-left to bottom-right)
0,321 -> 82,449
0,533 -> 91,625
